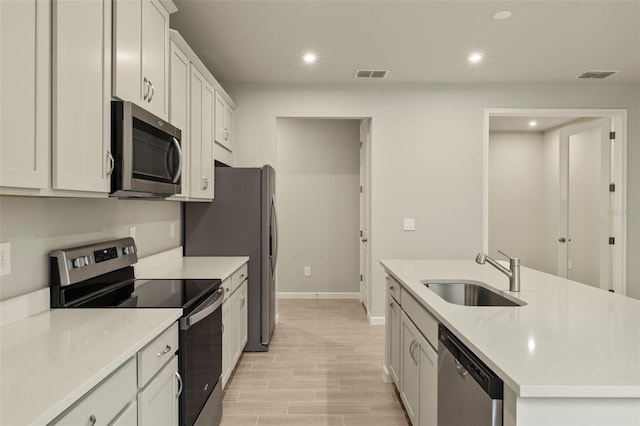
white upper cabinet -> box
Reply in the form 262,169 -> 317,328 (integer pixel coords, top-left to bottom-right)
214,93 -> 233,150
189,65 -> 215,200
168,40 -> 190,199
0,0 -> 49,189
113,0 -> 175,121
52,0 -> 112,192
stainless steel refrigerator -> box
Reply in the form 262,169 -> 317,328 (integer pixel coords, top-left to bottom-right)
183,165 -> 277,351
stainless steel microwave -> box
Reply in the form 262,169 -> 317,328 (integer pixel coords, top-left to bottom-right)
111,101 -> 182,198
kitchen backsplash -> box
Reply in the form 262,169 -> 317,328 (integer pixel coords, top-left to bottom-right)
0,197 -> 181,301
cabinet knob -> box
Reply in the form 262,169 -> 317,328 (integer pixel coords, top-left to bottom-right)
389,285 -> 395,290
89,415 -> 97,426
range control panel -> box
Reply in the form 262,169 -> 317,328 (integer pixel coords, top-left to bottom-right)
50,237 -> 138,286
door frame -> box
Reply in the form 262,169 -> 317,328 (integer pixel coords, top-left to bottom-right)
482,108 -> 627,294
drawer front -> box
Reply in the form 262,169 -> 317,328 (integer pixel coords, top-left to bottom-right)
137,323 -> 179,387
401,288 -> 439,349
52,358 -> 136,426
231,262 -> 248,293
387,275 -> 401,303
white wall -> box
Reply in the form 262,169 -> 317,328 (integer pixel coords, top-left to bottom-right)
227,82 -> 640,314
276,118 -> 360,294
0,197 -> 181,300
489,131 -> 551,272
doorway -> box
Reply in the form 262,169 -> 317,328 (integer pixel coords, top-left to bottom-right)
483,109 -> 627,294
275,118 -> 372,306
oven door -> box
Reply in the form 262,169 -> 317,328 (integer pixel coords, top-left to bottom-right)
179,289 -> 223,426
112,101 -> 183,197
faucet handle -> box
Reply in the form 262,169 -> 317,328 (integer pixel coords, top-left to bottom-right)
497,249 -> 519,261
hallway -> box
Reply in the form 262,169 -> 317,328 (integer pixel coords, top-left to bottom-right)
221,299 -> 409,426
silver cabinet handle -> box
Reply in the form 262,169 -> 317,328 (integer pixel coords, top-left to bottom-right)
239,294 -> 245,307
149,81 -> 155,102
106,151 -> 115,176
89,415 -> 97,426
202,177 -> 209,190
171,137 -> 182,184
411,340 -> 419,365
175,371 -> 183,399
157,345 -> 172,357
143,77 -> 149,101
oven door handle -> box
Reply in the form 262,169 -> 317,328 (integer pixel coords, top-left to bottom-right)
171,137 -> 182,184
181,288 -> 224,330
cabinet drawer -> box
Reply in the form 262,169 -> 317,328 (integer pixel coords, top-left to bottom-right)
52,358 -> 136,426
387,275 -> 401,303
137,323 -> 179,387
232,262 -> 248,291
401,288 -> 439,349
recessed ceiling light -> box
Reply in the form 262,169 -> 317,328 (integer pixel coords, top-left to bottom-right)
529,120 -> 538,127
468,52 -> 483,64
303,53 -> 317,64
493,10 -> 512,20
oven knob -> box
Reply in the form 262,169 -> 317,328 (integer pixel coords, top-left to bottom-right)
83,255 -> 92,265
72,257 -> 86,268
123,245 -> 137,255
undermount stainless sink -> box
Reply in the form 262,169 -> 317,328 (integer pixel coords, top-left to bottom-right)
423,280 -> 526,307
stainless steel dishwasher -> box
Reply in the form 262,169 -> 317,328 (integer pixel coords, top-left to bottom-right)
438,324 -> 503,426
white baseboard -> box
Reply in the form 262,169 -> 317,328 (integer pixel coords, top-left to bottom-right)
382,364 -> 393,384
277,292 -> 360,300
368,312 -> 385,325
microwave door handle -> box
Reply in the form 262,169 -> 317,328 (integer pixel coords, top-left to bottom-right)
171,137 -> 182,184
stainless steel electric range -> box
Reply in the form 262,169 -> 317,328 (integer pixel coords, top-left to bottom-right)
50,237 -> 223,426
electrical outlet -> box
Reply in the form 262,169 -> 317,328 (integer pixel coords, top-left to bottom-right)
170,222 -> 176,238
403,218 -> 416,231
129,226 -> 136,239
304,266 -> 311,277
0,242 -> 11,276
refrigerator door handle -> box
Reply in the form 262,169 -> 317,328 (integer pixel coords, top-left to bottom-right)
270,194 -> 279,274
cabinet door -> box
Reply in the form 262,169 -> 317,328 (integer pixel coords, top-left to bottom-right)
239,281 -> 248,351
189,65 -> 214,200
168,40 -> 190,198
0,0 -> 49,189
112,0 -> 141,105
418,333 -> 438,426
221,300 -> 231,387
388,295 -> 401,385
141,0 -> 169,120
214,94 -> 233,151
400,312 -> 419,425
138,355 -> 179,426
224,104 -> 233,149
52,0 -> 111,192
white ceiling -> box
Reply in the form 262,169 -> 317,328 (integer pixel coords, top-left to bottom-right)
170,1 -> 640,86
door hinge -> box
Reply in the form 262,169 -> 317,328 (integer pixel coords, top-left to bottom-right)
609,183 -> 616,192
360,141 -> 363,148
609,131 -> 616,140
609,237 -> 615,245
360,230 -> 363,238
360,186 -> 363,193
360,274 -> 363,282
609,289 -> 615,293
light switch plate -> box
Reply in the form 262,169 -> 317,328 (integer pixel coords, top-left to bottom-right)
304,266 -> 311,277
403,218 -> 416,231
0,242 -> 11,276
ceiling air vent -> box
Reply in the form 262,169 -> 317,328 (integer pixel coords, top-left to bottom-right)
577,70 -> 618,79
355,69 -> 389,79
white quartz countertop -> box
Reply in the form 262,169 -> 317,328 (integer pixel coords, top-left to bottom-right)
135,250 -> 248,281
380,259 -> 640,399
0,308 -> 181,425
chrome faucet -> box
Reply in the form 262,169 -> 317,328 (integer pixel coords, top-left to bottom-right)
475,250 -> 520,292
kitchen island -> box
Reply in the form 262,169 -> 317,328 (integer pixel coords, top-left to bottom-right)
381,259 -> 640,426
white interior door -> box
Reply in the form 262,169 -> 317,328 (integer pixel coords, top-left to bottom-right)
558,118 -> 611,289
359,119 -> 371,309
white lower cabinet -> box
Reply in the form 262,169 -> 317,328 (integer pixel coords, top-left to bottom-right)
138,355 -> 179,426
221,262 -> 249,388
49,323 -> 179,426
388,292 -> 401,385
51,358 -> 137,426
387,275 -> 438,426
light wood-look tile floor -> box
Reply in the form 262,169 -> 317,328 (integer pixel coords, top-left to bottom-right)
221,299 -> 410,426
